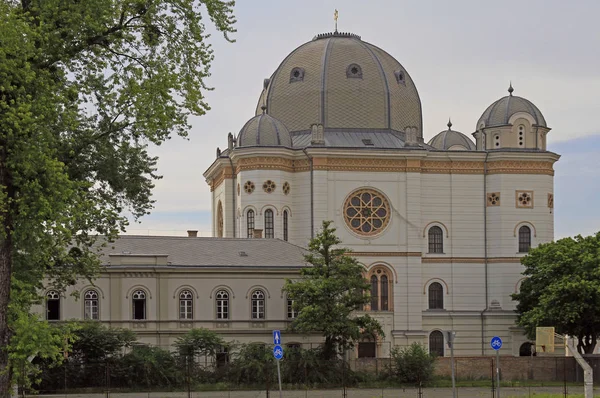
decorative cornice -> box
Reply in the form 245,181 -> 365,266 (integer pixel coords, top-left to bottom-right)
421,257 -> 523,264
487,160 -> 554,176
350,252 -> 421,257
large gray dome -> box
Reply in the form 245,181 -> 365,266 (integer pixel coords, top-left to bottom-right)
428,121 -> 476,151
237,113 -> 292,147
477,85 -> 546,129
256,32 -> 422,136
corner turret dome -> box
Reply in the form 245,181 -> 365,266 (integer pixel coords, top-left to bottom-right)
477,84 -> 546,129
428,120 -> 476,151
255,31 -> 422,137
237,112 -> 292,147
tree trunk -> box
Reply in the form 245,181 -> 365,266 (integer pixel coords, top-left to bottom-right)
0,151 -> 14,397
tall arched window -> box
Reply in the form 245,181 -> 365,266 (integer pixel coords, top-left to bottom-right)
283,210 -> 289,241
251,290 -> 265,319
380,275 -> 389,311
264,209 -> 274,238
84,290 -> 99,320
216,290 -> 229,319
286,296 -> 297,319
429,331 -> 444,357
370,275 -> 379,311
46,290 -> 60,321
428,226 -> 444,253
519,226 -> 531,253
132,290 -> 146,320
366,267 -> 392,311
247,210 -> 255,238
428,282 -> 444,309
179,290 -> 193,320
217,201 -> 224,238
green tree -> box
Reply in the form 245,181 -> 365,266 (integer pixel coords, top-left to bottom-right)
0,0 -> 235,394
512,232 -> 600,354
174,328 -> 225,359
70,322 -> 136,362
283,220 -> 382,360
388,343 -> 436,384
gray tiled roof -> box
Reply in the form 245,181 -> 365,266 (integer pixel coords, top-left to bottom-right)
237,113 -> 292,147
478,95 -> 546,129
427,128 -> 476,151
99,236 -> 308,268
291,129 -> 406,148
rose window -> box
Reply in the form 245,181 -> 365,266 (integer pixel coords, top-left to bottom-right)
244,181 -> 255,194
283,181 -> 290,195
263,180 -> 276,193
343,189 -> 390,236
516,191 -> 533,208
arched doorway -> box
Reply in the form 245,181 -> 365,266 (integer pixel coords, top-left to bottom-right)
519,342 -> 535,356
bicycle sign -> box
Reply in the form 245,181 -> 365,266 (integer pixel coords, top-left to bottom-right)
490,336 -> 503,350
273,344 -> 284,360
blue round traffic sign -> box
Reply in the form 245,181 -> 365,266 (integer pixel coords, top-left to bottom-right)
490,336 -> 503,350
273,344 -> 284,360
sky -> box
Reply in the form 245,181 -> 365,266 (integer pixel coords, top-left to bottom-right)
124,0 -> 600,239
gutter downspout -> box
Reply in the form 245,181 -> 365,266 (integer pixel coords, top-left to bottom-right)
228,156 -> 236,238
481,140 -> 490,355
302,148 -> 314,239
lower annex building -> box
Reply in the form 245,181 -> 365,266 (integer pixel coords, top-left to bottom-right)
36,29 -> 560,359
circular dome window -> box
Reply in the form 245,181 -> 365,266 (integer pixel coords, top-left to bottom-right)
343,188 -> 391,236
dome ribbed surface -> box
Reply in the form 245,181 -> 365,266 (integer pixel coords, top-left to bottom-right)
256,32 -> 422,136
428,128 -> 476,151
237,114 -> 292,147
478,95 -> 546,129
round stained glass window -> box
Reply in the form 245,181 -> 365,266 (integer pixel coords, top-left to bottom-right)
343,188 -> 391,236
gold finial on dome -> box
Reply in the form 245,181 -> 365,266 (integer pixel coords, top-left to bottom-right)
334,9 -> 339,33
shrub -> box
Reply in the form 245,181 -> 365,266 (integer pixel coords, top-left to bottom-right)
388,343 -> 436,384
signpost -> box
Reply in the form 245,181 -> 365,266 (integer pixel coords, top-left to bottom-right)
445,331 -> 456,398
272,330 -> 283,398
491,336 -> 502,398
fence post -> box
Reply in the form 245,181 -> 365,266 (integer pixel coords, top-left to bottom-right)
490,358 -> 495,398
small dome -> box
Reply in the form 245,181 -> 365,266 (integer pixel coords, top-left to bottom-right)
428,120 -> 476,151
237,113 -> 292,147
477,85 -> 546,129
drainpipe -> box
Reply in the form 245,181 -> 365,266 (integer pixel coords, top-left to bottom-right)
302,148 -> 314,239
228,156 -> 236,238
481,136 -> 490,355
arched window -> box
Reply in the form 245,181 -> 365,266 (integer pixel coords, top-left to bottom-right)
179,290 -> 193,320
216,345 -> 230,367
366,267 -> 392,312
217,201 -> 224,238
428,226 -> 444,253
247,210 -> 255,238
428,282 -> 444,309
286,297 -> 297,319
46,290 -> 60,321
370,275 -> 378,311
346,63 -> 363,79
84,290 -> 99,320
216,290 -> 229,319
289,67 -> 305,83
264,209 -> 274,239
380,275 -> 389,311
132,290 -> 146,320
519,226 -> 531,253
429,331 -> 444,357
251,290 -> 265,319
283,210 -> 289,242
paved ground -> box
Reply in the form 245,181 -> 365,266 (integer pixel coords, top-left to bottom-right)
27,386 -> 599,398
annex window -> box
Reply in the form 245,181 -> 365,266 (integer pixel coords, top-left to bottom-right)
216,345 -> 230,367
46,290 -> 60,321
286,298 -> 297,319
429,331 -> 444,357
83,290 -> 99,320
428,282 -> 444,310
366,267 -> 392,311
428,226 -> 444,253
357,341 -> 376,358
132,290 -> 146,320
519,226 -> 531,253
216,290 -> 229,320
283,210 -> 289,242
179,290 -> 193,320
264,209 -> 274,239
251,290 -> 265,319
247,209 -> 255,238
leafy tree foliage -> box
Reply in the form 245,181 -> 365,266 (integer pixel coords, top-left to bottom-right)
0,0 -> 235,394
174,328 -> 225,359
283,220 -> 383,360
388,343 -> 436,384
512,232 -> 600,354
